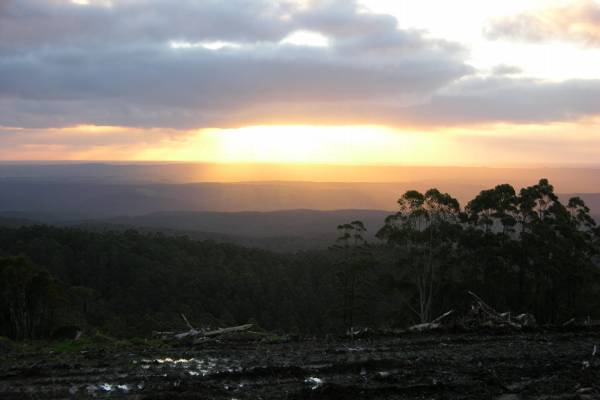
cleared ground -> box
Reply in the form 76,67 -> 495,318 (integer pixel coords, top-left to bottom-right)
1,330 -> 599,399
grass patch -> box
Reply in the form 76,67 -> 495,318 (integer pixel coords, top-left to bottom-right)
49,333 -> 168,354
50,339 -> 88,354
50,332 -> 116,354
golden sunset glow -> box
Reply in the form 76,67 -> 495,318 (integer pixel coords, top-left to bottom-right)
137,125 -> 435,165
2,120 -> 599,167
128,121 -> 600,167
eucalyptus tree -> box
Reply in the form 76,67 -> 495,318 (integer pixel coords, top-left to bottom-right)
514,179 -> 598,321
461,185 -> 520,310
0,256 -> 63,340
518,178 -> 560,229
332,220 -> 370,331
567,196 -> 597,231
377,189 -> 461,323
465,184 -> 518,235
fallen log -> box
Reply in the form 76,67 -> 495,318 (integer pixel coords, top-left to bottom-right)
468,291 -> 522,329
180,313 -> 196,331
408,310 -> 454,332
514,313 -> 536,327
172,314 -> 202,339
468,291 -> 502,319
174,329 -> 201,340
408,322 -> 441,332
204,324 -> 253,337
170,323 -> 255,342
431,309 -> 455,324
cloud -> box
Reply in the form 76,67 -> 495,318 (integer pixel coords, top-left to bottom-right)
491,65 -> 522,76
485,0 -> 600,46
0,0 -> 473,129
1,0 -> 600,132
0,0 -> 294,54
217,76 -> 600,128
399,76 -> 600,127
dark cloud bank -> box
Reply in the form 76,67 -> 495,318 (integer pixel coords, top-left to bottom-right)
1,0 -> 600,130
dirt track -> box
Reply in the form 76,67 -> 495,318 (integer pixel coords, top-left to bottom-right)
1,331 -> 600,399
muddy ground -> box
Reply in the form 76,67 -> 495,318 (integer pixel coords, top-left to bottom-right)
1,330 -> 600,399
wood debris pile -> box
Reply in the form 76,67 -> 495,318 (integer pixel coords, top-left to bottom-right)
408,291 -> 537,332
154,314 -> 263,344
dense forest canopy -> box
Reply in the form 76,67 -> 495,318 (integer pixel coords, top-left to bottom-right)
0,179 -> 599,340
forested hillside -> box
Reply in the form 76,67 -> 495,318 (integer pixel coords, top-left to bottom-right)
1,179 -> 599,340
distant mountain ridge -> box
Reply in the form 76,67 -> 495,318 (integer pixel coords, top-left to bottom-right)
1,206 -> 598,253
1,179 -> 598,220
0,209 -> 391,252
90,209 -> 390,238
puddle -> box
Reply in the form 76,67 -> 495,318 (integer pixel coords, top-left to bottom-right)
75,382 -> 137,396
138,356 -> 241,377
304,376 -> 324,390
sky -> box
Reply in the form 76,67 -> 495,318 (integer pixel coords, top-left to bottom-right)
1,0 -> 600,166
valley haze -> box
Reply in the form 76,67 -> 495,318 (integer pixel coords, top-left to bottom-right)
0,162 -> 598,251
